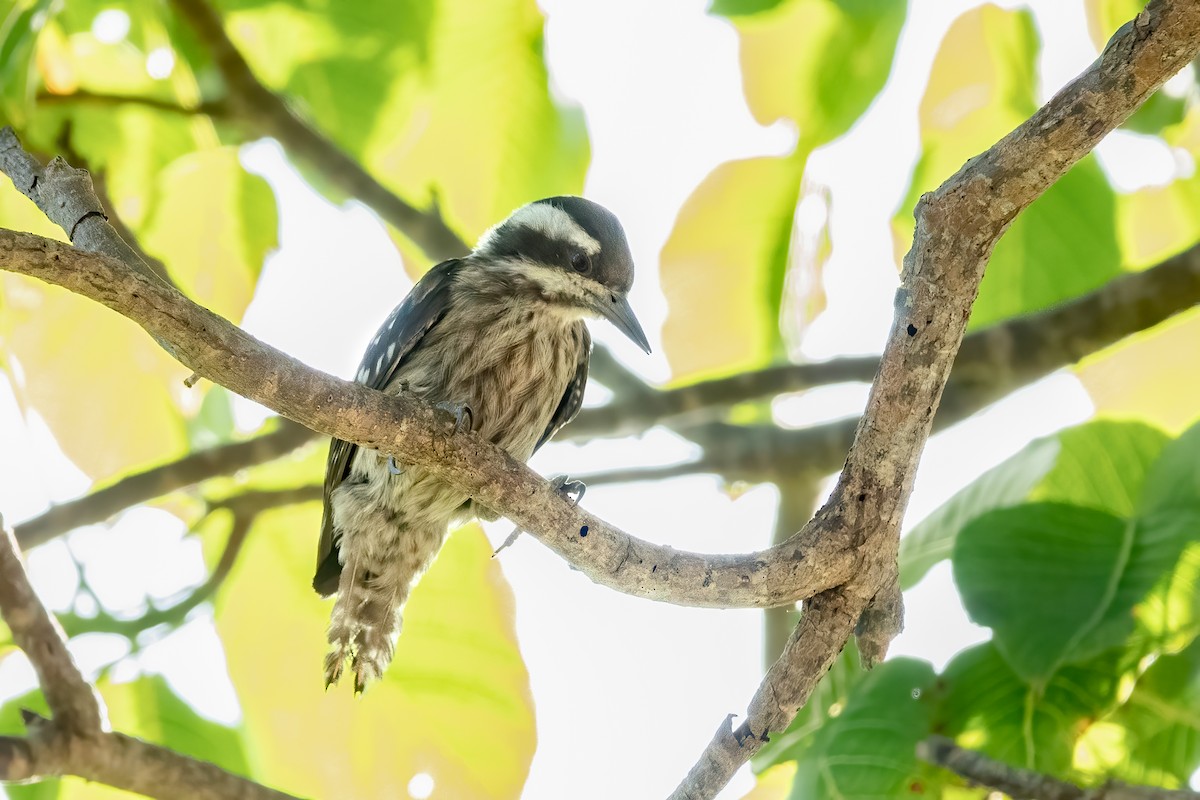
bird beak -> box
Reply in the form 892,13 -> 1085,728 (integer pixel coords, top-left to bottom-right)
598,293 -> 652,354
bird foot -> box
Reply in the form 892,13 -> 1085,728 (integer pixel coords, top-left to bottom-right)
551,474 -> 586,506
494,475 -> 586,558
435,400 -> 474,435
324,639 -> 350,690
387,401 -> 473,476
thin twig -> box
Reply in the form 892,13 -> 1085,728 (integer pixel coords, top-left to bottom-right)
15,420 -> 316,548
917,736 -> 1200,800
35,89 -> 231,119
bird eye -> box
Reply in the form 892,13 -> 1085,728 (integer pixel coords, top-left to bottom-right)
570,252 -> 590,273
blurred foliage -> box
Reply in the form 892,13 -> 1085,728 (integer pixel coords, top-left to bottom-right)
0,0 -> 1198,798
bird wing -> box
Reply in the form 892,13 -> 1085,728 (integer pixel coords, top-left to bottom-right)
313,259 -> 462,596
533,325 -> 591,454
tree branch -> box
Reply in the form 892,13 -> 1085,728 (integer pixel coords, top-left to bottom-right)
12,224 -> 1198,554
0,514 -> 101,735
0,515 -> 302,798
35,89 -> 231,119
0,128 -> 167,290
668,1 -> 1200,797
917,736 -> 1200,800
164,0 -> 468,262
566,243 -> 1200,442
15,420 -> 315,548
0,223 -> 860,610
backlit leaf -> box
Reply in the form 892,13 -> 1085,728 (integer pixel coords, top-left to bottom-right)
936,643 -> 1125,774
788,659 -> 935,800
141,147 -> 276,322
731,0 -> 905,145
1077,308 -> 1200,435
214,509 -> 535,799
955,502 -> 1195,683
660,156 -> 803,382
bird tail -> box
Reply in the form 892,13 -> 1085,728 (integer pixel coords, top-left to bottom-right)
323,522 -> 446,692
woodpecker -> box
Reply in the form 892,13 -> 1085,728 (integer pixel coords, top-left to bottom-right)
314,196 -> 650,691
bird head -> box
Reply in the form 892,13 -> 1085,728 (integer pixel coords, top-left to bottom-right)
475,196 -> 651,353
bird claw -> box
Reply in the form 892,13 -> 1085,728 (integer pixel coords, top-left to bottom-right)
551,474 -> 586,506
493,476 -> 587,559
386,402 -> 472,476
435,400 -> 474,435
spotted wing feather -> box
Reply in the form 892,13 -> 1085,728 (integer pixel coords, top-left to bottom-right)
313,259 -> 462,596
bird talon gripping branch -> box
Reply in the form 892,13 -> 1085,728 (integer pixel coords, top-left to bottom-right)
313,197 -> 651,689
550,474 -> 587,507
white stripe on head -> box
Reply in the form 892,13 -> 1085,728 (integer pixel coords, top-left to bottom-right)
477,201 -> 601,255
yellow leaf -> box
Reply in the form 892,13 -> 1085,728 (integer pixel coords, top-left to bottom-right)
1076,307 -> 1200,434
0,182 -> 190,480
1083,0 -> 1145,52
1117,173 -> 1200,269
141,148 -> 277,323
214,509 -> 535,799
739,763 -> 798,799
660,155 -> 803,383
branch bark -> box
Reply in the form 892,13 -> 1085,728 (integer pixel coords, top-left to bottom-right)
0,224 -> 859,610
668,1 -> 1200,797
917,736 -> 1200,800
18,241 -> 1199,547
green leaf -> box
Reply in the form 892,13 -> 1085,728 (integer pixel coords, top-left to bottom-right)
0,0 -> 54,127
936,642 -> 1125,775
214,509 -> 535,799
709,0 -> 788,16
225,0 -> 589,270
1032,420 -> 1170,518
788,659 -> 936,800
660,156 -> 804,382
186,385 -> 236,450
955,504 -> 1132,683
955,503 -> 1195,683
1,272 -> 191,481
731,0 -> 906,145
900,420 -> 1167,589
753,640 -> 865,771
1081,639 -> 1200,787
1139,420 -> 1200,515
141,147 -> 277,322
972,157 -> 1122,328
900,436 -> 1059,590
896,7 -> 1123,326
894,5 -> 1039,268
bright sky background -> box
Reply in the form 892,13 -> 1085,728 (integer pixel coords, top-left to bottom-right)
0,0 -> 1187,798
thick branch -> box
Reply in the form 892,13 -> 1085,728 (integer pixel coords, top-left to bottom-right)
567,243 -> 1200,442
20,240 -> 1195,548
0,515 -> 101,735
15,420 -> 314,548
668,2 -> 1200,797
165,0 -> 467,261
2,707 -> 300,799
0,227 -> 858,609
917,736 -> 1200,800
